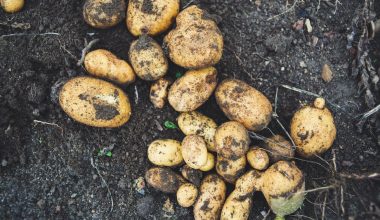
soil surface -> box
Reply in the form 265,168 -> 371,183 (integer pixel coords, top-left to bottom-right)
0,0 -> 379,219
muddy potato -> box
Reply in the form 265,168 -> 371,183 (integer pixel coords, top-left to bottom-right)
263,135 -> 294,162
176,183 -> 198,208
150,78 -> 171,108
181,165 -> 203,186
145,167 -> 186,193
216,155 -> 247,184
215,79 -> 273,131
129,35 -> 168,81
246,147 -> 269,171
83,0 -> 126,29
215,121 -> 250,159
164,5 -> 223,69
290,98 -> 336,158
84,49 -> 135,84
199,153 -> 215,172
177,111 -> 217,151
127,0 -> 180,36
147,139 -> 183,167
1,0 -> 24,13
181,135 -> 208,169
168,67 -> 217,112
59,77 -> 131,128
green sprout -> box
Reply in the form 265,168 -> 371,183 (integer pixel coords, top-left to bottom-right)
97,148 -> 113,157
175,72 -> 183,78
164,120 -> 178,129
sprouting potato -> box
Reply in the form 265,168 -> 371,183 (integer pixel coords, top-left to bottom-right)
1,0 -> 24,13
181,135 -> 208,169
199,153 -> 215,172
215,121 -> 250,159
84,49 -> 135,84
176,183 -> 198,208
177,111 -> 217,152
150,78 -> 171,109
263,135 -> 294,162
168,67 -> 217,112
127,0 -> 180,36
147,139 -> 183,167
164,5 -> 223,69
129,35 -> 168,81
145,167 -> 186,193
215,79 -> 273,131
59,77 -> 131,128
216,155 -> 247,184
246,147 -> 269,171
83,0 -> 126,29
181,165 -> 203,187
290,97 -> 336,157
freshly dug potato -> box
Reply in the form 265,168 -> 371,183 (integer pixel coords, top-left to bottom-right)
290,98 -> 336,157
215,79 -> 273,131
246,147 -> 269,171
199,153 -> 215,172
263,135 -> 294,162
216,155 -> 247,184
129,35 -> 168,81
1,0 -> 24,13
181,135 -> 208,169
164,5 -> 224,69
145,167 -> 186,193
127,0 -> 180,36
176,183 -> 198,208
83,0 -> 126,29
84,49 -> 135,84
177,111 -> 217,152
194,174 -> 226,220
168,67 -> 217,112
59,77 -> 131,128
181,165 -> 203,186
147,139 -> 183,167
150,78 -> 171,108
215,121 -> 250,159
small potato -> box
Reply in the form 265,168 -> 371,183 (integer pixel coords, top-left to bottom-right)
177,111 -> 217,152
84,49 -> 135,84
168,67 -> 217,112
129,35 -> 168,81
83,0 -> 126,29
215,79 -> 273,131
150,78 -> 171,108
127,0 -> 180,36
181,135 -> 208,169
216,155 -> 247,184
181,165 -> 203,186
290,98 -> 336,157
1,0 -> 24,13
194,174 -> 226,220
199,153 -> 215,172
176,183 -> 198,208
263,135 -> 294,162
246,147 -> 269,171
145,167 -> 186,193
147,139 -> 183,167
59,77 -> 131,128
215,121 -> 250,159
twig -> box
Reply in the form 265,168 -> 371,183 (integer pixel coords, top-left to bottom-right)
357,104 -> 380,120
183,0 -> 195,9
77,39 -> 99,66
299,185 -> 337,195
1,32 -> 60,39
267,0 -> 299,21
262,209 -> 271,220
134,85 -> 139,104
321,192 -> 328,220
340,186 -> 345,216
339,172 -> 380,180
33,120 -> 63,134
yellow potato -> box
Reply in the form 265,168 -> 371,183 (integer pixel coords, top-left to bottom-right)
1,0 -> 24,13
215,121 -> 250,159
199,153 -> 215,172
150,78 -> 171,108
83,0 -> 126,29
168,67 -> 217,112
84,49 -> 135,84
145,167 -> 186,193
263,135 -> 294,162
215,79 -> 273,131
181,165 -> 203,186
126,0 -> 180,36
216,155 -> 247,184
181,135 -> 208,169
176,183 -> 198,208
147,139 -> 183,167
129,35 -> 168,81
59,77 -> 131,128
246,147 -> 269,171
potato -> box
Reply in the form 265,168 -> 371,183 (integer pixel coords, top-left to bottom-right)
246,147 -> 269,171
1,0 -> 24,13
168,67 -> 217,112
147,139 -> 183,167
177,111 -> 217,152
59,77 -> 131,128
176,183 -> 198,208
145,167 -> 186,193
181,165 -> 203,186
216,155 -> 247,184
194,174 -> 226,220
215,121 -> 250,159
290,98 -> 336,157
164,5 -> 223,69
127,0 -> 180,36
84,49 -> 135,84
83,0 -> 126,29
150,78 -> 171,108
263,135 -> 294,162
129,35 -> 168,81
215,79 -> 273,131
199,153 -> 215,172
181,135 -> 208,169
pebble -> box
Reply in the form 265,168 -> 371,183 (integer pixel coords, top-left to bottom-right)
136,195 -> 155,219
300,61 -> 307,68
321,64 -> 333,82
134,177 -> 146,195
37,199 -> 45,209
305,19 -> 313,33
1,159 -> 7,167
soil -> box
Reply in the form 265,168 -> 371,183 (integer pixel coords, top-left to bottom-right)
0,0 -> 379,219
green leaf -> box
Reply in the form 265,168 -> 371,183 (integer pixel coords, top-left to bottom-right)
164,120 -> 178,129
105,151 -> 112,157
175,72 -> 182,78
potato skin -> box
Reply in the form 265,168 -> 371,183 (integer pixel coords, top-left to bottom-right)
181,165 -> 203,187
147,139 -> 183,167
150,78 -> 171,108
59,77 -> 131,128
129,35 -> 168,81
181,135 -> 208,169
127,0 -> 180,36
1,0 -> 24,13
176,183 -> 198,208
215,121 -> 250,159
246,147 -> 269,171
263,135 -> 294,162
84,49 -> 135,84
199,153 -> 215,172
216,155 -> 247,184
168,67 -> 217,112
145,167 -> 186,193
215,79 -> 273,131
83,0 -> 126,29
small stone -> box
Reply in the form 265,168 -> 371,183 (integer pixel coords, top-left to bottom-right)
37,199 -> 45,209
300,61 -> 307,68
92,174 -> 98,180
305,19 -> 313,33
70,193 -> 77,198
281,67 -> 285,71
55,205 -> 61,213
162,198 -> 175,215
136,195 -> 155,219
321,64 -> 333,82
1,159 -> 7,167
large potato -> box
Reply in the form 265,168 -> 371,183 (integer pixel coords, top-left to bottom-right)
127,0 -> 180,36
215,79 -> 273,131
164,5 -> 223,69
145,167 -> 186,193
168,67 -> 217,112
181,165 -> 203,186
215,121 -> 250,159
181,135 -> 208,169
263,135 -> 294,162
84,49 -> 135,84
177,111 -> 217,152
1,0 -> 24,13
59,77 -> 131,128
129,35 -> 168,81
176,183 -> 198,208
147,139 -> 183,167
150,78 -> 171,108
216,155 -> 247,184
83,0 -> 126,29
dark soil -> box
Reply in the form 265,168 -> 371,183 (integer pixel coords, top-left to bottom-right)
1,0 -> 379,219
